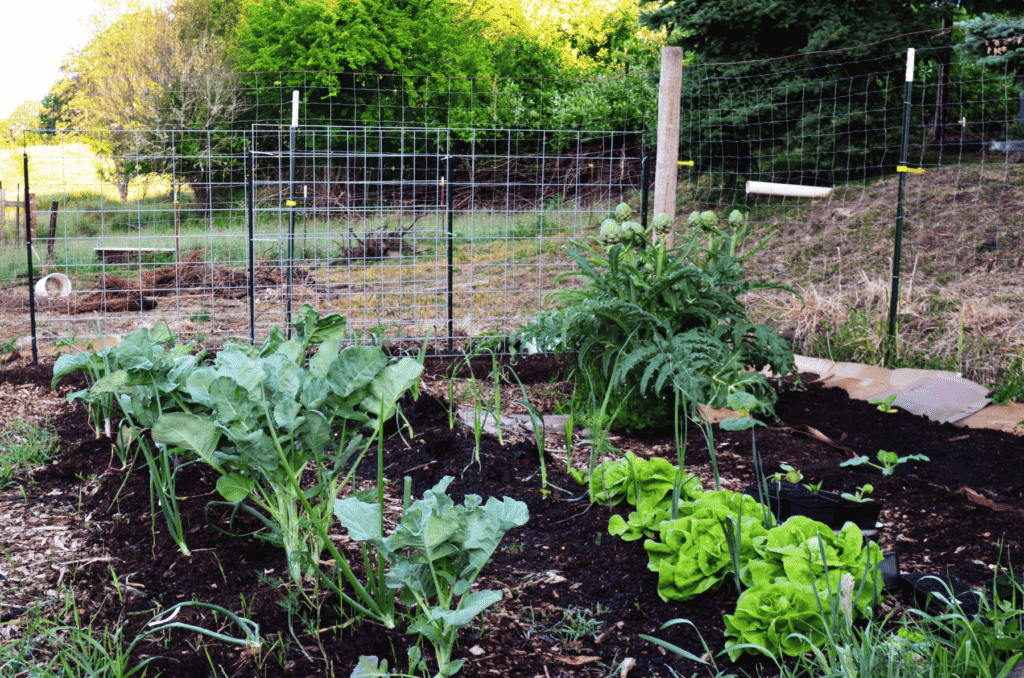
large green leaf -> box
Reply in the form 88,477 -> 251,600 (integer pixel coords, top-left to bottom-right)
152,413 -> 222,466
362,358 -> 424,418
215,349 -> 265,394
430,589 -> 502,628
308,335 -> 345,378
349,655 -> 390,678
206,376 -> 258,425
91,369 -> 129,395
460,496 -> 529,578
216,473 -> 255,503
333,495 -> 383,543
52,351 -> 102,388
327,346 -> 387,398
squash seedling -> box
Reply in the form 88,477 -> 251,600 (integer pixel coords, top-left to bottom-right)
840,450 -> 930,476
869,394 -> 898,413
841,484 -> 874,503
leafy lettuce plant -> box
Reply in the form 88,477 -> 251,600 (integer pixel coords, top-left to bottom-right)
724,515 -> 883,660
519,204 -> 797,430
589,452 -> 701,509
644,491 -> 770,602
741,516 -> 882,600
153,328 -> 423,586
723,580 -> 831,661
592,452 -> 704,542
335,476 -> 528,678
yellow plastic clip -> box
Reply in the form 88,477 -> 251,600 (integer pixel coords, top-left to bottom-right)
440,178 -> 446,186
678,160 -> 694,166
286,200 -> 297,206
173,201 -> 179,204
896,165 -> 924,174
959,118 -> 966,125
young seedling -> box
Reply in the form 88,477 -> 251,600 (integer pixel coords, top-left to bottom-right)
841,484 -> 874,503
869,394 -> 898,413
840,450 -> 930,476
770,463 -> 803,485
802,480 -> 823,495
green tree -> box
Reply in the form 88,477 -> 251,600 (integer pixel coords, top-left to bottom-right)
231,0 -> 500,128
60,0 -> 249,207
956,14 -> 1024,126
636,0 -> 1020,187
1,101 -> 44,145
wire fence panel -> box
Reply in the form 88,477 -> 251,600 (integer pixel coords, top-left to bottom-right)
6,29 -> 1024,377
12,125 -> 644,354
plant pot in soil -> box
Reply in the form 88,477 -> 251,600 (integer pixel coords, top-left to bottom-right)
786,489 -> 882,532
898,573 -> 986,619
993,573 -> 1024,606
878,551 -> 900,591
744,481 -> 810,522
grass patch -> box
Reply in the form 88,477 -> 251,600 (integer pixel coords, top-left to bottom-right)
0,420 -> 60,490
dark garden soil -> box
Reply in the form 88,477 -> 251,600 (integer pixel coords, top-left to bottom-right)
2,350 -> 1023,678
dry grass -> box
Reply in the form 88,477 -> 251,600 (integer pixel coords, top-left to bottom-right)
736,161 -> 1024,387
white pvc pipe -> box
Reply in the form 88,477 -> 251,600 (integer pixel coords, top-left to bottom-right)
746,180 -> 833,198
906,48 -> 915,82
291,90 -> 299,127
35,273 -> 72,298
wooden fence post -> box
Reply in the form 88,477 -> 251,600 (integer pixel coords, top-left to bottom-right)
28,193 -> 38,240
655,46 -> 683,246
46,200 -> 59,267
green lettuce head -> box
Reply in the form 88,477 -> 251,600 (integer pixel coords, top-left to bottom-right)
741,516 -> 882,617
644,491 -> 769,601
724,580 -> 829,660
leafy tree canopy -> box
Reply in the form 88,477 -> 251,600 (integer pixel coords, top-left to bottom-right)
639,0 -> 941,62
956,14 -> 1024,81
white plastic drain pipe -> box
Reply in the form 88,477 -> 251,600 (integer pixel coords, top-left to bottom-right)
746,180 -> 833,198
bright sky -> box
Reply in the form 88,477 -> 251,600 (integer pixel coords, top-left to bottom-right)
0,1 -> 106,120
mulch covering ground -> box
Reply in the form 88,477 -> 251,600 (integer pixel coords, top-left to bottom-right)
2,351 -> 1022,677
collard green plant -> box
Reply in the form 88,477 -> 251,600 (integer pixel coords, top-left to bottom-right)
153,326 -> 423,585
52,324 -> 204,554
335,476 -> 529,678
52,324 -> 196,439
519,204 -> 797,430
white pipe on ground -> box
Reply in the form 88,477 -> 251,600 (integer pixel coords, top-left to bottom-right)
746,180 -> 833,198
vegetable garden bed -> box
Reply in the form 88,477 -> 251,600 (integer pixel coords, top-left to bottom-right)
1,348 -> 1021,677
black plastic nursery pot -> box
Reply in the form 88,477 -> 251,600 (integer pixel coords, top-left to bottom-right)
744,481 -> 810,522
898,572 -> 986,619
786,490 -> 882,532
878,551 -> 901,591
994,573 -> 1024,606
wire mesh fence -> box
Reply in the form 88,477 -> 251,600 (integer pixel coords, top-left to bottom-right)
7,123 -> 646,354
4,28 -> 1024,375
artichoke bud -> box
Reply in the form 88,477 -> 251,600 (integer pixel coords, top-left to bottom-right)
599,218 -> 622,245
614,202 -> 632,222
687,211 -> 702,226
621,221 -> 644,242
700,211 -> 719,227
729,209 -> 746,226
651,213 -> 672,235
